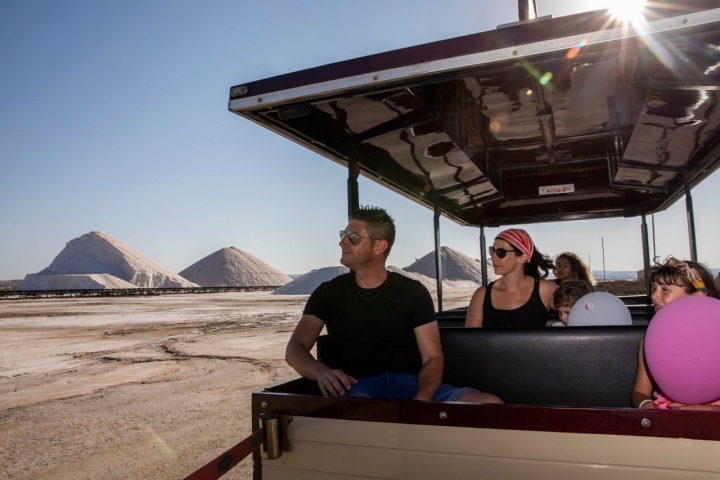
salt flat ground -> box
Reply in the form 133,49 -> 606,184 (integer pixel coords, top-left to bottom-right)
0,288 -> 475,480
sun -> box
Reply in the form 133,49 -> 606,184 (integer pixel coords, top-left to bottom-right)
605,0 -> 647,23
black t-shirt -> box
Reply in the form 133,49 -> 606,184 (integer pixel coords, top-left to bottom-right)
303,271 -> 436,378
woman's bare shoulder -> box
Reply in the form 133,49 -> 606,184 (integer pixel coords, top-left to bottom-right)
539,278 -> 559,291
471,285 -> 488,299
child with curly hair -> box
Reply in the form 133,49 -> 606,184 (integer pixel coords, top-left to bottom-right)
551,280 -> 593,326
632,257 -> 720,410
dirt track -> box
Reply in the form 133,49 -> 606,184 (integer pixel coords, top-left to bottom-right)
0,289 -> 474,479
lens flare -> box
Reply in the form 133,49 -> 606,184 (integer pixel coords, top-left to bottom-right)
566,39 -> 588,59
539,72 -> 553,86
489,121 -> 501,133
526,89 -> 533,96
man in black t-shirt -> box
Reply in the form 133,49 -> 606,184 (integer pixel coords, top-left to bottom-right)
285,206 -> 503,403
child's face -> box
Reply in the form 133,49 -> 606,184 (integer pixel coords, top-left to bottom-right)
651,282 -> 689,311
557,306 -> 571,325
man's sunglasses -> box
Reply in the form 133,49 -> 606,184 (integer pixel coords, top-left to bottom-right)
489,246 -> 521,259
339,230 -> 381,245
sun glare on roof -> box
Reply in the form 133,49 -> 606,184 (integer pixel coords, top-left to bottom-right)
606,0 -> 647,23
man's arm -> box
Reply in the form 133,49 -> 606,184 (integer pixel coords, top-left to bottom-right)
413,321 -> 444,401
285,314 -> 357,396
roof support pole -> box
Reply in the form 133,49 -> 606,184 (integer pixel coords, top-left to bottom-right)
518,0 -> 538,21
434,204 -> 443,314
480,226 -> 488,286
686,184 -> 698,261
347,156 -> 359,218
641,215 -> 652,297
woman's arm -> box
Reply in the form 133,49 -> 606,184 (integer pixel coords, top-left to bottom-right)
631,337 -> 658,408
539,279 -> 559,310
666,403 -> 720,411
465,286 -> 486,327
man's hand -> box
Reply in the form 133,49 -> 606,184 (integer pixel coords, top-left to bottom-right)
317,369 -> 358,396
413,392 -> 434,402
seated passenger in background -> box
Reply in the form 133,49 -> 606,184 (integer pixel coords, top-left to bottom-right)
553,252 -> 596,290
466,229 -> 557,328
633,257 -> 720,411
551,280 -> 593,326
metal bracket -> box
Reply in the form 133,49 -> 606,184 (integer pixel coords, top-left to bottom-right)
259,413 -> 294,459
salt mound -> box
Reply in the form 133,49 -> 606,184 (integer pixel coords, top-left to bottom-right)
274,253 -> 491,296
22,231 -> 199,289
179,247 -> 292,287
274,266 -> 349,295
404,246 -> 497,285
0,279 -> 23,291
389,267 -> 480,290
19,274 -> 137,290
387,266 -> 437,292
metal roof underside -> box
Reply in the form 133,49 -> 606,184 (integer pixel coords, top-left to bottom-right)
230,5 -> 720,227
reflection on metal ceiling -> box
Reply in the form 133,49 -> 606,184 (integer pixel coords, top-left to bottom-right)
230,6 -> 720,227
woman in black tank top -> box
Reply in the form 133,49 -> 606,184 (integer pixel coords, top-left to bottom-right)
466,229 -> 558,328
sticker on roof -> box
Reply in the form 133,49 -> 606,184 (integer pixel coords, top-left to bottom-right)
539,184 -> 575,195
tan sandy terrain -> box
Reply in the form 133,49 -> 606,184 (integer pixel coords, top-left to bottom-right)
0,288 -> 475,480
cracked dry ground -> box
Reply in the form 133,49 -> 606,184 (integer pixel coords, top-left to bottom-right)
0,292 -> 307,480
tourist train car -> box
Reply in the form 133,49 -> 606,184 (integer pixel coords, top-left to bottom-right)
225,2 -> 720,479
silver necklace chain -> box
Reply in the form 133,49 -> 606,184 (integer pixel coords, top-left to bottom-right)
354,277 -> 388,300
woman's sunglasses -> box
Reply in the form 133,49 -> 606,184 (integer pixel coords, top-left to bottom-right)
489,246 -> 521,259
339,230 -> 380,245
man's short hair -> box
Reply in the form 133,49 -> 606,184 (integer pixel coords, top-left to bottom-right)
350,206 -> 396,258
553,280 -> 592,309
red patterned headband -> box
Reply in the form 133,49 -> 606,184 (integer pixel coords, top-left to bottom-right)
665,256 -> 707,293
497,229 -> 534,263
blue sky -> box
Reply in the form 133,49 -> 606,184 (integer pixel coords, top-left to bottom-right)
1,0 -> 718,279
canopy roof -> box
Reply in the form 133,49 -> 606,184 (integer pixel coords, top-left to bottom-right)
229,4 -> 720,227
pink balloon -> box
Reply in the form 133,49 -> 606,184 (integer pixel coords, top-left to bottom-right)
645,296 -> 720,405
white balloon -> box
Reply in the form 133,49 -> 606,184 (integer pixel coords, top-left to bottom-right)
567,292 -> 632,326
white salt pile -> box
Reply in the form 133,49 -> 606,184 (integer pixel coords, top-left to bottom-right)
274,266 -> 349,295
275,264 -> 463,296
20,231 -> 199,290
386,266 -> 437,292
404,246 -> 497,286
19,274 -> 137,290
0,279 -> 23,291
179,247 -> 292,287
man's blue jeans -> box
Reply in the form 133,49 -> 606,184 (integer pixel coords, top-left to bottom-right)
344,372 -> 476,402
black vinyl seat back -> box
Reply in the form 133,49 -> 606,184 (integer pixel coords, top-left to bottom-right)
440,326 -> 647,408
437,304 -> 656,328
317,326 -> 646,408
